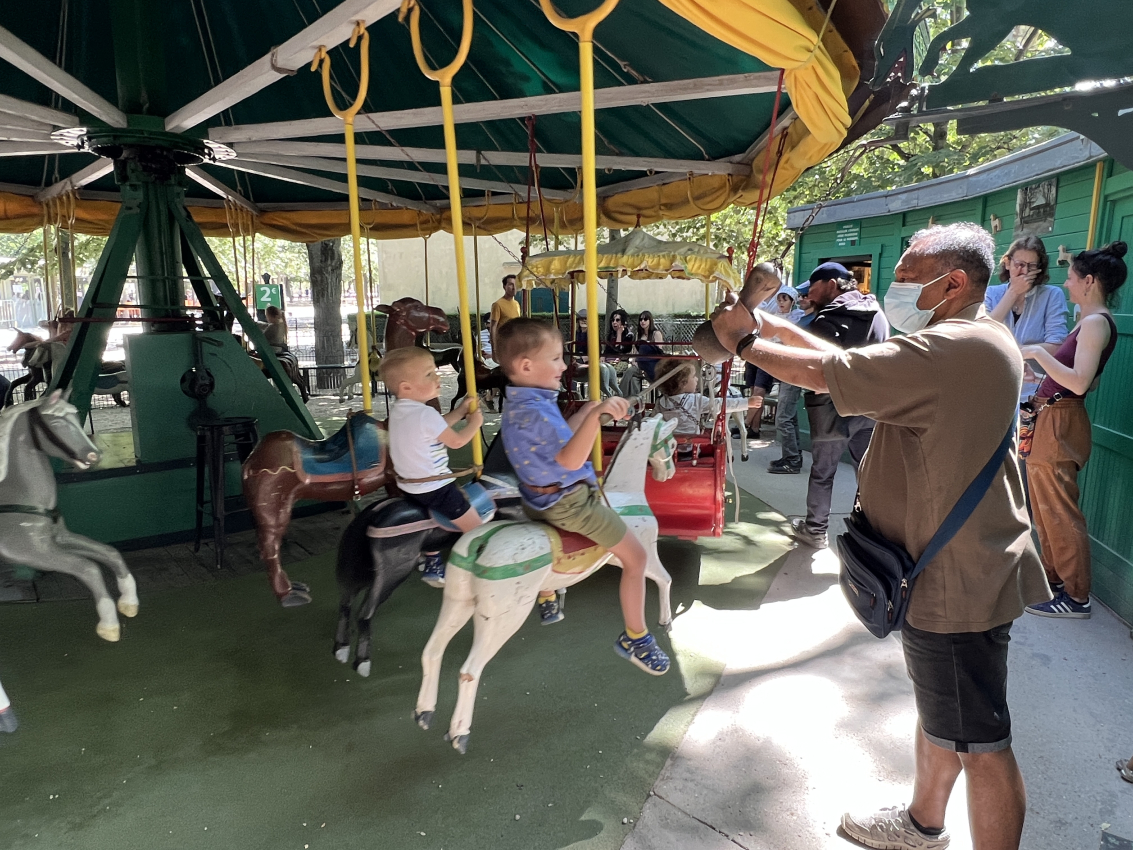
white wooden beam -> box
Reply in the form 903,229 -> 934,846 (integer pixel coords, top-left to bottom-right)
165,0 -> 401,133
216,159 -> 439,214
235,151 -> 576,200
211,71 -> 783,143
0,129 -> 57,144
233,139 -> 752,176
0,26 -> 127,128
0,113 -> 54,134
186,166 -> 261,215
0,93 -> 80,128
35,159 -> 115,203
0,141 -> 78,158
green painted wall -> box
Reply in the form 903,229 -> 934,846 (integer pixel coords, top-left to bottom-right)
794,159 -> 1133,624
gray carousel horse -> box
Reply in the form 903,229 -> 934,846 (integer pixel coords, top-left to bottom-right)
0,391 -> 139,641
0,677 -> 15,732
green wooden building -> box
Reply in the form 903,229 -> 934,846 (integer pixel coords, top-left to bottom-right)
787,132 -> 1133,625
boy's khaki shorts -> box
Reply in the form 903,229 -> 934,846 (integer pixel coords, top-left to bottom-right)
522,484 -> 627,550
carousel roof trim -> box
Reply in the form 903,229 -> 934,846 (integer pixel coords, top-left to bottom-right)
209,70 -> 784,144
232,140 -> 752,176
164,0 -> 403,133
0,25 -> 126,128
0,142 -> 78,159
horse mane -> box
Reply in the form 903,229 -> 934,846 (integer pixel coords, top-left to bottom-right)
0,396 -> 44,486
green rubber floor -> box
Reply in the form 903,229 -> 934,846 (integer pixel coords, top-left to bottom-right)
0,489 -> 792,850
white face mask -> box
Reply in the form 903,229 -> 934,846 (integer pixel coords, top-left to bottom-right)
883,271 -> 952,333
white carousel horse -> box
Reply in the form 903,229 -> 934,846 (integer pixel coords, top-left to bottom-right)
0,676 -> 16,733
0,391 -> 139,641
414,414 -> 679,754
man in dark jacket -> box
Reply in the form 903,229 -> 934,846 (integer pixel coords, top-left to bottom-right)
792,262 -> 889,548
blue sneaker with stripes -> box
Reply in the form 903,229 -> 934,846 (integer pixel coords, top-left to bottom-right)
421,553 -> 446,588
1026,591 -> 1091,619
614,631 -> 670,675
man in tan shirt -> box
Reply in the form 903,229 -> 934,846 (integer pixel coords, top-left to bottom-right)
489,274 -> 521,354
708,223 -> 1049,850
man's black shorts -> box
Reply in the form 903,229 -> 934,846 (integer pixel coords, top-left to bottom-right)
744,363 -> 775,392
404,482 -> 470,521
901,622 -> 1013,753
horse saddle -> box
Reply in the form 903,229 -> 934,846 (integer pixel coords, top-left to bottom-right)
543,525 -> 607,575
296,416 -> 384,479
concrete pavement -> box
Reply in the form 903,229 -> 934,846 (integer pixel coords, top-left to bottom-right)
625,437 -> 1133,850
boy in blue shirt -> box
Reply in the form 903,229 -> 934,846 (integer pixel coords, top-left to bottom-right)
495,318 -> 670,676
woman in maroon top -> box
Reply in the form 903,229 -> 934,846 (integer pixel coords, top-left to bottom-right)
1021,241 -> 1126,619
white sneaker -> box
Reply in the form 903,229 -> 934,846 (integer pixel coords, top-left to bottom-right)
840,806 -> 950,849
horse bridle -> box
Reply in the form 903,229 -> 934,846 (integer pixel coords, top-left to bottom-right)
28,406 -> 85,464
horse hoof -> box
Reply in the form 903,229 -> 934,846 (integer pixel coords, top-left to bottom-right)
279,587 -> 312,608
117,600 -> 139,618
659,619 -> 673,634
97,623 -> 121,642
444,732 -> 470,754
354,659 -> 371,678
414,711 -> 433,730
290,581 -> 311,594
333,645 -> 350,664
0,707 -> 18,733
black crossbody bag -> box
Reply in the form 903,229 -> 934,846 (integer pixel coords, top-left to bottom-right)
836,425 -> 1014,638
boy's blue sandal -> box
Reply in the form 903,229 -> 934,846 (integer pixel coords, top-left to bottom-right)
421,553 -> 446,588
538,597 -> 564,625
615,631 -> 670,676
1025,591 -> 1091,619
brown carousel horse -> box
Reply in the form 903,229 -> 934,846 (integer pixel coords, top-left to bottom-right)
242,412 -> 391,607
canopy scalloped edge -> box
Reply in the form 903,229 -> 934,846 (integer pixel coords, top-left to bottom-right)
0,0 -> 857,243
517,226 -> 740,290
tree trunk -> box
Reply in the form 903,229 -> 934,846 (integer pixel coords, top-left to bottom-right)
307,238 -> 344,390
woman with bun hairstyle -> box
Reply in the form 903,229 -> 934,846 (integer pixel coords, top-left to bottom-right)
1022,241 -> 1127,619
984,235 -> 1069,401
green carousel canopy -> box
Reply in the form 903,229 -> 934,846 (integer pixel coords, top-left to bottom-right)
0,0 -> 897,241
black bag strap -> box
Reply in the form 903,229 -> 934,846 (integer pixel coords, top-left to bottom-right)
909,423 -> 1015,581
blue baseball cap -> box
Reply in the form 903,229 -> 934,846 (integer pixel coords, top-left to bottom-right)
808,262 -> 852,283
795,281 -> 811,297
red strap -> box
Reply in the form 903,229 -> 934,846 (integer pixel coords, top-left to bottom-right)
745,70 -> 785,277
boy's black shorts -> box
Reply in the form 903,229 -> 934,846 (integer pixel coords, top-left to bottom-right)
404,482 -> 470,521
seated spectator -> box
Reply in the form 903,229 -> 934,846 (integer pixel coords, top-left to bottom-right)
620,310 -> 665,397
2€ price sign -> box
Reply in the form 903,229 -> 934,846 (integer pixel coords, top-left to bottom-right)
255,283 -> 282,310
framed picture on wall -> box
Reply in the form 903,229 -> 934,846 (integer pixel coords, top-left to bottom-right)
1014,179 -> 1057,237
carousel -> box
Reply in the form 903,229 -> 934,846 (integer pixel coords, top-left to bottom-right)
0,0 -> 897,842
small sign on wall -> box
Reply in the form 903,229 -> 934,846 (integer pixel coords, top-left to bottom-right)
835,221 -> 861,248
1015,178 -> 1057,238
255,282 -> 282,310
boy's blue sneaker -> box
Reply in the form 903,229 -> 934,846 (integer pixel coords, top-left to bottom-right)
538,597 -> 564,625
1026,591 -> 1091,619
614,631 -> 670,676
421,553 -> 446,588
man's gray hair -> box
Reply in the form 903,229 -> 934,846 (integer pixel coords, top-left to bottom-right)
905,223 -> 996,288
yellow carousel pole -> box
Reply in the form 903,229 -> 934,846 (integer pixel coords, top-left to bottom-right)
404,0 -> 482,467
704,214 -> 713,318
540,0 -> 619,470
311,23 -> 374,414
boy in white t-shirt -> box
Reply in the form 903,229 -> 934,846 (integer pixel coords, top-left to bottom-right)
380,346 -> 485,587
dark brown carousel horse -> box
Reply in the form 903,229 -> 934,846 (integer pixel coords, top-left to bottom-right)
242,412 -> 391,607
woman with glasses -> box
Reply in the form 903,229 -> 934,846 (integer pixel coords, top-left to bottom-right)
601,309 -> 635,398
984,235 -> 1069,401
619,311 -> 665,397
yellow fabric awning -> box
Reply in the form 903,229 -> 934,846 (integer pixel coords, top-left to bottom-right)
518,227 -> 741,290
